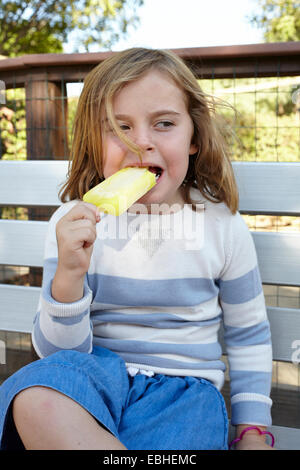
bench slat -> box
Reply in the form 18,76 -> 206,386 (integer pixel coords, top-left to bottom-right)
254,232 -> 300,286
233,161 -> 300,215
0,284 -> 40,332
268,425 -> 300,450
268,306 -> 300,362
0,220 -> 48,267
0,160 -> 68,207
1,160 -> 300,215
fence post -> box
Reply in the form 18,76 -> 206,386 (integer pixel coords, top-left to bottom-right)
25,77 -> 68,160
25,76 -> 69,286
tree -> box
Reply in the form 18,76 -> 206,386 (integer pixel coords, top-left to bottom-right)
250,0 -> 300,42
0,0 -> 144,57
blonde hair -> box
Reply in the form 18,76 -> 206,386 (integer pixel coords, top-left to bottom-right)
60,47 -> 239,214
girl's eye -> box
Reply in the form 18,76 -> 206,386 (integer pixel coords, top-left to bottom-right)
119,124 -> 130,131
156,121 -> 174,129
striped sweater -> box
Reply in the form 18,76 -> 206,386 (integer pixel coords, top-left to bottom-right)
32,193 -> 273,426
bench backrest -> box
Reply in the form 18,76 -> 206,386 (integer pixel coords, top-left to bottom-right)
1,160 -> 300,364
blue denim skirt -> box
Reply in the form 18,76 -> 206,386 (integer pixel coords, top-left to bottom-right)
0,346 -> 228,450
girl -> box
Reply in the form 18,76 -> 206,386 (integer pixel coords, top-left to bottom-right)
0,48 -> 273,450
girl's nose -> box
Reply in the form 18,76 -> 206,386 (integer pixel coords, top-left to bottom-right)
133,128 -> 154,152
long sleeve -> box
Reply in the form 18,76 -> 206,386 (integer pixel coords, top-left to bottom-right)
219,212 -> 273,426
32,201 -> 94,358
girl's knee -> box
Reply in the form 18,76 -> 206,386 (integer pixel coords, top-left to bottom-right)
12,387 -> 71,449
12,386 -> 61,426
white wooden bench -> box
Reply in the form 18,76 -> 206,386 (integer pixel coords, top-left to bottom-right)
1,159 -> 300,449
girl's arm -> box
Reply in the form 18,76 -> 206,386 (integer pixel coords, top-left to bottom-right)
32,201 -> 100,358
219,212 -> 273,450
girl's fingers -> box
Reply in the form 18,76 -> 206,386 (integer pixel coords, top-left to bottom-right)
70,227 -> 97,248
69,218 -> 98,231
65,202 -> 100,224
59,218 -> 97,247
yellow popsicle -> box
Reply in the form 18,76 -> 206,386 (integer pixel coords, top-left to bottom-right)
83,167 -> 157,215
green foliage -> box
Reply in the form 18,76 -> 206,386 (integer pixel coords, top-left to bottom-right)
0,0 -> 144,56
67,95 -> 81,148
69,0 -> 144,52
0,88 -> 26,160
200,77 -> 300,162
250,0 -> 300,41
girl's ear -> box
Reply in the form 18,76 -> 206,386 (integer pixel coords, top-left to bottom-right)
189,142 -> 199,155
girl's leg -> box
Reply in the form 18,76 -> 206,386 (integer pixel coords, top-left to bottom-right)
12,386 -> 127,450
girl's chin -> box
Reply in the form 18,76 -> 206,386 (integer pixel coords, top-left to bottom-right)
129,175 -> 185,213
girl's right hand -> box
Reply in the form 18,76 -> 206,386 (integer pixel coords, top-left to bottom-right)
55,201 -> 100,278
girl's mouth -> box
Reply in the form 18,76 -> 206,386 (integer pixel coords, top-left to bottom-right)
148,166 -> 163,183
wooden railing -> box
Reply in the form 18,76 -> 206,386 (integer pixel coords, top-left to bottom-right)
0,41 -> 299,162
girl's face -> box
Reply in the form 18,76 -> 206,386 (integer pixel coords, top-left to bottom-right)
102,69 -> 198,213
